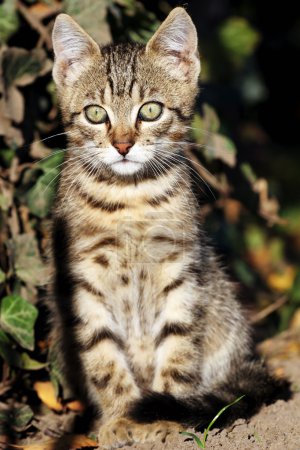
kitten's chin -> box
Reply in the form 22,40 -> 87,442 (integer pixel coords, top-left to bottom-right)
110,160 -> 143,176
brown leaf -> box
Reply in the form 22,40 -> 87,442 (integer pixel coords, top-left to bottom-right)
253,178 -> 285,226
28,2 -> 61,20
65,400 -> 85,412
0,98 -> 24,146
6,85 -> 24,123
33,381 -> 63,412
207,133 -> 237,167
267,266 -> 296,292
290,308 -> 300,330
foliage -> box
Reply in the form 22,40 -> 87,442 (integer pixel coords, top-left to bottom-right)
0,0 -> 300,446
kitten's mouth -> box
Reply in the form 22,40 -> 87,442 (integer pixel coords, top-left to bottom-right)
111,157 -> 143,175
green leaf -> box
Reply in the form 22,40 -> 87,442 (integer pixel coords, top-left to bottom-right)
240,162 -> 257,185
0,337 -> 45,370
245,226 -> 266,250
233,260 -> 255,287
26,170 -> 59,218
0,328 -> 11,344
218,17 -> 260,67
0,268 -> 5,283
0,405 -> 33,432
0,339 -> 23,366
38,150 -> 65,171
2,47 -> 51,89
64,0 -> 111,44
8,233 -> 47,285
0,0 -> 19,43
13,405 -> 34,431
0,295 -> 38,350
0,148 -> 15,168
20,352 -> 47,370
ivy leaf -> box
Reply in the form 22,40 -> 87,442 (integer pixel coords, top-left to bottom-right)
19,352 -> 47,371
64,0 -> 111,45
26,170 -> 58,218
13,405 -> 34,431
26,150 -> 64,218
0,0 -> 19,44
0,405 -> 33,433
8,234 -> 48,285
0,295 -> 38,350
2,47 -> 51,88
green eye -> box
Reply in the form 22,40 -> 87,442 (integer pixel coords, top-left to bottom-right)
84,105 -> 108,124
138,102 -> 163,122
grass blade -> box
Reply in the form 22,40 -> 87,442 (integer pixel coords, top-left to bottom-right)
180,431 -> 205,448
202,395 -> 246,443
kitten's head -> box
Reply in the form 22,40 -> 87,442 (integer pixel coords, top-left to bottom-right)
52,8 -> 200,179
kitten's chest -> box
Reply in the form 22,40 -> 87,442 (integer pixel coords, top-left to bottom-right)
70,206 -> 184,331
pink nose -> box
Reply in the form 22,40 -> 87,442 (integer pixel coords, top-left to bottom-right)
113,142 -> 133,156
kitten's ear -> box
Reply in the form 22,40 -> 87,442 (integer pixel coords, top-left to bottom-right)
146,7 -> 200,82
52,14 -> 100,86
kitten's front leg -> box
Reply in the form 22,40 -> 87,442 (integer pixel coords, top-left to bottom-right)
152,283 -> 202,396
82,341 -> 181,449
80,339 -> 141,448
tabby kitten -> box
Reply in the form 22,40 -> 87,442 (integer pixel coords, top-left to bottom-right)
50,7 -> 287,449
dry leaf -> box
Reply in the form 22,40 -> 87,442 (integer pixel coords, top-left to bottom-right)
6,85 -> 24,123
9,434 -> 97,450
65,400 -> 85,412
267,266 -> 296,292
28,2 -> 61,20
33,381 -> 63,412
290,308 -> 300,330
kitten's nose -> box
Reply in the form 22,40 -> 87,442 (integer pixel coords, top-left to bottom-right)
113,142 -> 133,156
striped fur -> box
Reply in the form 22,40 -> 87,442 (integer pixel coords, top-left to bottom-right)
50,7 -> 289,450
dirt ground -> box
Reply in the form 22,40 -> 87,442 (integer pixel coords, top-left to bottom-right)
15,330 -> 300,450
123,357 -> 300,450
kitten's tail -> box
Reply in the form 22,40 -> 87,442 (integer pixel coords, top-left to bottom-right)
129,362 -> 291,429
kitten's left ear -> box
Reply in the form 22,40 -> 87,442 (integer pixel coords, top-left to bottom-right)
52,14 -> 101,87
146,7 -> 200,83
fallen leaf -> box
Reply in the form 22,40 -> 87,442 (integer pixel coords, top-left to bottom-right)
7,234 -> 48,286
6,85 -> 24,123
267,266 -> 296,292
290,308 -> 300,329
28,2 -> 61,20
65,400 -> 85,412
206,133 -> 237,167
33,381 -> 63,412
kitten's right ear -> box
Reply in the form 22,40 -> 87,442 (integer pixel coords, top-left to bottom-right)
52,14 -> 100,86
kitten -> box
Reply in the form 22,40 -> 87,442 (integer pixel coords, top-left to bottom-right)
50,7 -> 288,449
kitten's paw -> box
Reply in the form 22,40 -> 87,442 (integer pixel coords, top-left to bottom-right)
98,417 -> 182,449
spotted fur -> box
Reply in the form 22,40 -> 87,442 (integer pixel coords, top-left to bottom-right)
50,7 -> 289,449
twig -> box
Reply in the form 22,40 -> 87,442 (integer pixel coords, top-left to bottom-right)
17,1 -> 53,49
251,296 -> 288,324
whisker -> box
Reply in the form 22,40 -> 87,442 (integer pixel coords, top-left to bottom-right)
152,148 -> 216,200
